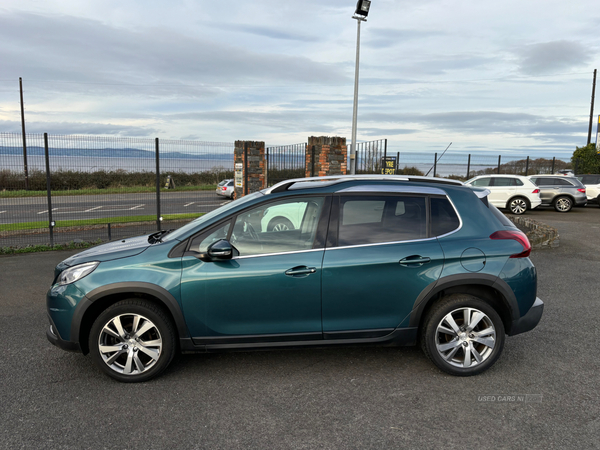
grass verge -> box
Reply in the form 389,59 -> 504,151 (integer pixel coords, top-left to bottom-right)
0,185 -> 217,198
0,213 -> 203,232
1,240 -> 103,255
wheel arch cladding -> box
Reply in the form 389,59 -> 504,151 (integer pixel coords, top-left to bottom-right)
74,282 -> 188,355
406,275 -> 518,335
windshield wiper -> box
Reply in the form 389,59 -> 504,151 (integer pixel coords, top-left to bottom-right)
148,229 -> 174,244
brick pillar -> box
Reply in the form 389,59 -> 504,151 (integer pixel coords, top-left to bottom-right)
305,136 -> 347,178
234,141 -> 266,198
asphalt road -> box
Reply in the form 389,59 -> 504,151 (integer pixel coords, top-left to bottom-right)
0,191 -> 232,224
0,207 -> 599,449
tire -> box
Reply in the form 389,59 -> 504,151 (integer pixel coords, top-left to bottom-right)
596,195 -> 600,208
553,196 -> 572,213
89,299 -> 176,383
420,294 -> 505,376
508,197 -> 529,215
267,216 -> 294,232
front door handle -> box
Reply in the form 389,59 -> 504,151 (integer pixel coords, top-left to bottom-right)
285,266 -> 317,276
399,256 -> 431,267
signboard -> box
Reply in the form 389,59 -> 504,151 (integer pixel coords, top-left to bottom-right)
234,163 -> 243,188
380,156 -> 397,175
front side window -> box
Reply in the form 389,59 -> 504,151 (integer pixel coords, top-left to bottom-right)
337,195 -> 427,246
230,197 -> 325,257
471,178 -> 491,187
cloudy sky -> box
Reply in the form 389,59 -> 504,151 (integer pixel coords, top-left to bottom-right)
0,0 -> 598,158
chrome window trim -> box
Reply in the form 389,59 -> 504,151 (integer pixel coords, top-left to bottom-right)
325,236 -> 439,251
232,193 -> 463,257
233,247 -> 325,260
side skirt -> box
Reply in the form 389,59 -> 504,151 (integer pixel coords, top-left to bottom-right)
179,328 -> 418,354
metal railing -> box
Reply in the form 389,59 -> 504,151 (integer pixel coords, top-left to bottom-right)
1,133 -> 234,249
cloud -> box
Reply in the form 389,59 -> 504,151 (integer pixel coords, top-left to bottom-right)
0,119 -> 157,136
365,28 -> 444,49
216,23 -> 321,42
0,11 -> 348,91
517,40 -> 590,75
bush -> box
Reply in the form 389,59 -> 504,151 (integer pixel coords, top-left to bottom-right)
0,167 -> 234,191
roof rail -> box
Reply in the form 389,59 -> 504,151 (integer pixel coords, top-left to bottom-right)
264,174 -> 462,194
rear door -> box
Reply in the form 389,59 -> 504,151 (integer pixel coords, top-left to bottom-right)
490,177 -> 516,207
321,193 -> 445,336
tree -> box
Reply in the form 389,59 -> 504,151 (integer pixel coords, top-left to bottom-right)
572,143 -> 600,174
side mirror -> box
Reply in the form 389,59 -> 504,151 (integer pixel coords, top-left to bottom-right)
207,239 -> 233,259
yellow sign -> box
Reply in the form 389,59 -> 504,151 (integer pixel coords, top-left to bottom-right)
381,157 -> 397,175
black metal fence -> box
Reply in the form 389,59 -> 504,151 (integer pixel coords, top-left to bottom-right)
1,132 -> 573,250
1,133 -> 234,249
266,143 -> 306,186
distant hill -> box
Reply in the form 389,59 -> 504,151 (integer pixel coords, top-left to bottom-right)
0,146 -> 228,159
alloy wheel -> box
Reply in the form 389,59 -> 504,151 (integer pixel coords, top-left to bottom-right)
434,307 -> 496,368
97,313 -> 163,375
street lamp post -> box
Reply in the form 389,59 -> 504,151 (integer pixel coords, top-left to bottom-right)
349,0 -> 371,175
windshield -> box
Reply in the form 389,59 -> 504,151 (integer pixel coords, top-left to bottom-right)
163,191 -> 264,242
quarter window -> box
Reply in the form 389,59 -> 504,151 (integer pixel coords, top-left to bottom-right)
337,196 -> 427,246
431,197 -> 460,236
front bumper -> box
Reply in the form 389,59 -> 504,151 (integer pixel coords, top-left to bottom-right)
46,315 -> 81,352
509,297 -> 544,336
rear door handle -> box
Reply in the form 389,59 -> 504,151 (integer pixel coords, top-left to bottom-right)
399,256 -> 431,267
285,266 -> 317,276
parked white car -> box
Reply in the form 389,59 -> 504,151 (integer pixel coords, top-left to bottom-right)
577,174 -> 600,206
464,175 -> 542,215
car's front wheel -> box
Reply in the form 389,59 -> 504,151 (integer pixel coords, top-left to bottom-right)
89,299 -> 176,382
421,294 -> 505,376
507,197 -> 529,215
554,196 -> 572,212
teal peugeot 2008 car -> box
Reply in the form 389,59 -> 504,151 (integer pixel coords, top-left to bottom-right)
46,175 -> 544,382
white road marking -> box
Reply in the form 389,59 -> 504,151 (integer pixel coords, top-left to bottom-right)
129,204 -> 145,210
85,206 -> 103,212
38,208 -> 58,215
184,202 -> 195,207
0,211 -> 6,214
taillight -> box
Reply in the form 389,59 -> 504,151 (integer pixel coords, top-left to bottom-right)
222,187 -> 227,191
490,230 -> 532,258
578,188 -> 586,193
532,189 -> 540,194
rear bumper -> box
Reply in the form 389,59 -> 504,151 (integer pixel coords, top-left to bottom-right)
509,297 -> 544,336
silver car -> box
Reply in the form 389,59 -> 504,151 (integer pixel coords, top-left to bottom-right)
216,179 -> 234,199
528,175 -> 587,212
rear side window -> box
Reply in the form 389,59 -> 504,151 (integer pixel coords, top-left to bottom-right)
492,177 -> 519,187
431,198 -> 460,236
338,196 -> 426,246
555,178 -> 573,186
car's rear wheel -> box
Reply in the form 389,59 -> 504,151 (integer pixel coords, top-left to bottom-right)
267,217 -> 294,232
89,299 -> 176,383
421,294 -> 505,376
508,197 -> 528,215
554,196 -> 572,212
596,195 -> 600,208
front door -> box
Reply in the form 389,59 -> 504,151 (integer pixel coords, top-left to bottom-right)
180,196 -> 328,341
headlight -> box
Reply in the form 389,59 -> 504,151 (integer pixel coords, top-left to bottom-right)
58,261 -> 99,285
